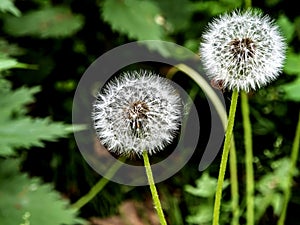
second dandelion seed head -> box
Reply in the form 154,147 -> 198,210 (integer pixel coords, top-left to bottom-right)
92,70 -> 183,157
200,10 -> 286,92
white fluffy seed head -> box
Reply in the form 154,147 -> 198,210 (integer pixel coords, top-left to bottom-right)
92,70 -> 183,156
199,9 -> 286,92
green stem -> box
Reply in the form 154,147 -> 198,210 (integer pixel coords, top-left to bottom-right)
230,138 -> 240,225
168,64 -> 240,225
213,89 -> 239,225
143,151 -> 167,225
241,91 -> 254,225
277,110 -> 300,225
71,157 -> 125,209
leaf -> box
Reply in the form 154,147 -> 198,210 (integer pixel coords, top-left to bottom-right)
151,0 -> 193,32
0,84 -> 40,120
101,0 -> 164,40
0,0 -> 21,17
283,79 -> 300,101
186,204 -> 213,224
0,159 -> 85,225
185,173 -> 217,197
3,6 -> 84,38
280,51 -> 300,101
283,51 -> 300,75
257,158 -> 291,194
0,118 -> 75,156
0,57 -> 19,71
185,173 -> 229,197
0,39 -> 25,57
0,57 -> 38,71
0,80 -> 80,156
281,77 -> 300,102
277,14 -> 295,43
254,158 -> 292,221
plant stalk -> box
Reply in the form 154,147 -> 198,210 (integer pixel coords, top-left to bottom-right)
230,138 -> 240,225
212,89 -> 239,225
241,91 -> 254,225
71,157 -> 125,209
143,151 -> 167,225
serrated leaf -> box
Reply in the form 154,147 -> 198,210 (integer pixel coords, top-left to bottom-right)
101,0 -> 164,40
0,78 -> 85,156
0,117 -> 74,156
257,158 -> 291,194
0,159 -> 85,225
185,173 -> 217,197
0,85 -> 40,120
3,6 -> 84,38
0,0 -> 21,17
185,173 -> 229,198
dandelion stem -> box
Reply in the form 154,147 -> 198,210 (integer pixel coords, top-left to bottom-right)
241,91 -> 254,225
168,64 -> 240,224
71,157 -> 125,210
277,110 -> 300,225
213,89 -> 239,225
143,151 -> 167,225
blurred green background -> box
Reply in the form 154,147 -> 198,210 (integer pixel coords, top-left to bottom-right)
0,0 -> 299,224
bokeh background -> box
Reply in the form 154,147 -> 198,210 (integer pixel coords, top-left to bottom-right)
0,0 -> 299,224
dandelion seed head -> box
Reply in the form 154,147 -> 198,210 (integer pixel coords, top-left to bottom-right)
200,9 -> 286,92
92,70 -> 183,156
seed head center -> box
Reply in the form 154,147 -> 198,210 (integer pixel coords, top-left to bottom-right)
229,38 -> 256,62
126,101 -> 149,136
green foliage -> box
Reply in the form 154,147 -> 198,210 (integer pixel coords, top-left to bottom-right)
276,15 -> 300,102
184,173 -> 229,224
0,57 -> 20,71
0,2 -> 86,220
255,158 -> 295,222
280,51 -> 300,101
0,78 -> 79,156
151,0 -> 194,32
0,0 -> 299,224
191,0 -> 242,16
101,0 -> 164,40
0,39 -> 24,57
277,14 -> 295,43
0,159 -> 85,225
281,78 -> 300,101
0,0 -> 21,17
3,6 -> 84,38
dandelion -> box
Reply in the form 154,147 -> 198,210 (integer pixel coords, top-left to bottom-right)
200,9 -> 286,92
92,70 -> 183,156
199,9 -> 286,225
